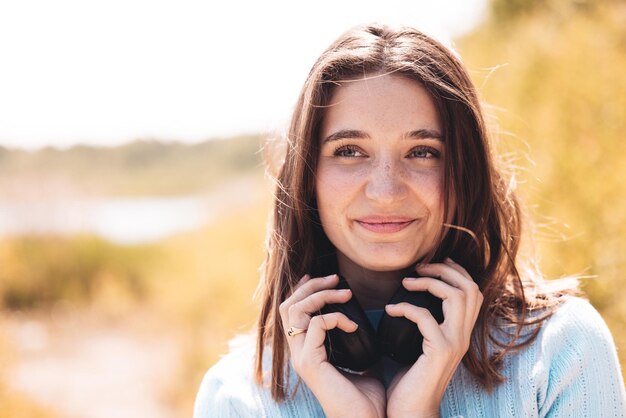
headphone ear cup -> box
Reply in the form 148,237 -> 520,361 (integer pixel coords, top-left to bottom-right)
320,277 -> 380,371
377,285 -> 444,364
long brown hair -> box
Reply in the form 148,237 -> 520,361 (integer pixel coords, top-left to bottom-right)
254,23 -> 577,401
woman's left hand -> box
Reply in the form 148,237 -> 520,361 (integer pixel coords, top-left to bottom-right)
384,258 -> 483,418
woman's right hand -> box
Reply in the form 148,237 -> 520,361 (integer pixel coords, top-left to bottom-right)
279,273 -> 385,418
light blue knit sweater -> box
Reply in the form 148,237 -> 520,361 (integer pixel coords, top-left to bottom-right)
194,297 -> 626,417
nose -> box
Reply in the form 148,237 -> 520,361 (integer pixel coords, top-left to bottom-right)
364,159 -> 409,204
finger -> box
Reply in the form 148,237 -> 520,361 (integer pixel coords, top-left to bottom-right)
416,262 -> 474,291
285,274 -> 311,308
285,289 -> 353,332
283,323 -> 308,361
290,288 -> 352,318
441,259 -> 483,330
287,274 -> 340,305
443,258 -> 471,278
303,312 -> 358,353
385,303 -> 446,349
404,275 -> 482,342
402,276 -> 461,300
415,262 -> 482,330
284,286 -> 340,354
296,274 -> 311,288
280,274 -> 308,318
402,277 -> 465,331
279,274 -> 339,324
284,324 -> 309,350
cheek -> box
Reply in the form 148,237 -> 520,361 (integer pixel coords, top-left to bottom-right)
315,165 -> 361,206
315,193 -> 344,248
315,169 -> 340,227
319,163 -> 365,186
409,171 -> 445,216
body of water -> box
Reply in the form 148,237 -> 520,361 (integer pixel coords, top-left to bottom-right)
0,175 -> 266,244
0,196 -> 214,244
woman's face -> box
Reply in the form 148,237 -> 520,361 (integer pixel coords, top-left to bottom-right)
316,74 -> 446,273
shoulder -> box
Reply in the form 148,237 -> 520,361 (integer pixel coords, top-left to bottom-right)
532,295 -> 620,375
193,334 -> 325,418
193,334 -> 262,418
539,296 -> 613,344
493,296 -> 614,361
534,295 -> 620,367
443,297 -> 626,417
532,296 -> 626,416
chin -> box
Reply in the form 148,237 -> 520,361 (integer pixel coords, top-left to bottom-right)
337,245 -> 429,275
356,257 -> 418,273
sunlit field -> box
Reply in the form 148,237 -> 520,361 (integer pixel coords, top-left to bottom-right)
459,0 -> 626,363
0,133 -> 270,417
0,170 -> 270,417
1,1 -> 624,416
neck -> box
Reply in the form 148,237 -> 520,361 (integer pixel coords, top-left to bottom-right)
336,253 -> 416,310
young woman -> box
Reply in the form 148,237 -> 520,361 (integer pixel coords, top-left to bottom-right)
194,23 -> 626,417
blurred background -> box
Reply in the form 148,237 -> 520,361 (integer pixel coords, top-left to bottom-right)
0,0 -> 624,416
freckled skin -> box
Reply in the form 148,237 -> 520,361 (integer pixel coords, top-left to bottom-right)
316,74 -> 446,275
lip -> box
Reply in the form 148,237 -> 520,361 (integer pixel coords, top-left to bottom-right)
355,216 -> 417,234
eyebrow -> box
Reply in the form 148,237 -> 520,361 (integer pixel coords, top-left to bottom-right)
322,128 -> 443,144
322,129 -> 369,144
406,129 -> 443,141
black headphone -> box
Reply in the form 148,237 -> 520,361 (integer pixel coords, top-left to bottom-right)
320,276 -> 444,371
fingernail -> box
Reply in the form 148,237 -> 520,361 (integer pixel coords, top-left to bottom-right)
352,321 -> 359,329
385,304 -> 396,309
339,289 -> 351,293
404,277 -> 417,281
324,274 -> 337,280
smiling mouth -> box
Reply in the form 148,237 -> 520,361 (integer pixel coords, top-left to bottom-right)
355,219 -> 416,234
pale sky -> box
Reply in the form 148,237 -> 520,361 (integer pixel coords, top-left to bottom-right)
0,0 -> 487,150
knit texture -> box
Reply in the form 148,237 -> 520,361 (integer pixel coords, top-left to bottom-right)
194,297 -> 626,417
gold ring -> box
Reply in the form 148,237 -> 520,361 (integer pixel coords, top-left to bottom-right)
287,326 -> 307,337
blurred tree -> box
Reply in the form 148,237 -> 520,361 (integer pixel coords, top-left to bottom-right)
460,0 -> 626,374
0,135 -> 263,197
492,0 -> 606,22
0,236 -> 154,310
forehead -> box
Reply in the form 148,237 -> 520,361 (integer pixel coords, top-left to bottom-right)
320,74 -> 441,137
